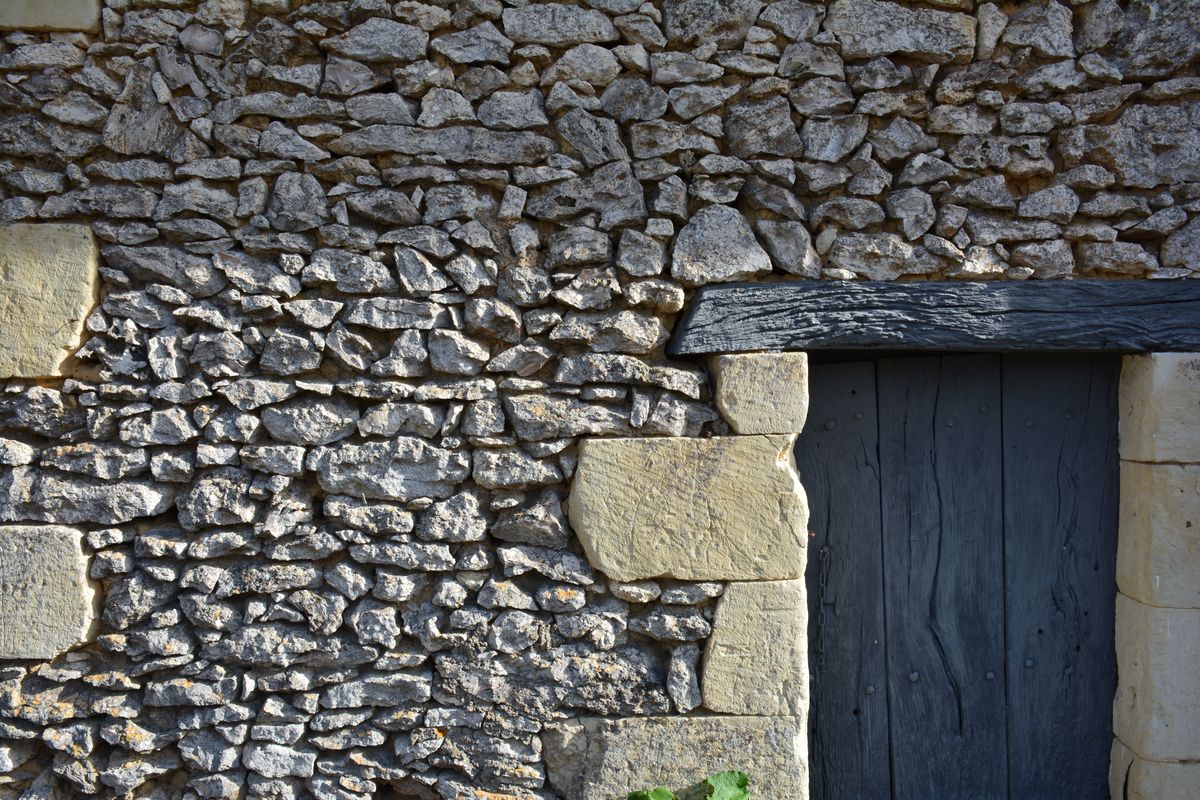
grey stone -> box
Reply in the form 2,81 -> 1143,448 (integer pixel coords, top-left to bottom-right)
262,396 -> 360,446
551,309 -> 669,354
886,188 -> 936,240
671,204 -> 772,286
331,125 -> 555,164
828,232 -> 940,280
1108,0 -> 1200,79
756,219 -> 821,278
725,97 -> 804,159
431,22 -> 513,64
824,0 -> 976,64
1075,103 -> 1200,189
320,18 -> 429,62
802,115 -> 868,163
662,0 -> 763,46
557,108 -> 629,167
477,90 -> 548,130
600,77 -> 669,122
1001,0 -> 1074,58
502,5 -> 618,45
1162,217 -> 1200,269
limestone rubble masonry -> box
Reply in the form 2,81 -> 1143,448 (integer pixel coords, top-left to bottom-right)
568,434 -> 808,582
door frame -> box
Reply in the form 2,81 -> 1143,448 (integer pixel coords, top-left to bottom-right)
673,280 -> 1200,800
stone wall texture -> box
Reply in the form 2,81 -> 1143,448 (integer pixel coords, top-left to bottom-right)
0,0 -> 1197,798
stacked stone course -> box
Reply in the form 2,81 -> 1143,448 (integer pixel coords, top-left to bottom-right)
0,0 -> 1196,798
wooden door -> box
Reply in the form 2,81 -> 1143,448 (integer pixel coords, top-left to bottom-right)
798,355 -> 1119,800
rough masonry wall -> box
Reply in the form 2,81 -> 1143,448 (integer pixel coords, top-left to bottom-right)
0,0 -> 1198,798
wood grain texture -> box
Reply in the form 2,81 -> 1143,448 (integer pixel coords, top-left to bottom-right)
795,363 -> 890,800
877,356 -> 1008,800
1001,355 -> 1119,800
669,280 -> 1200,355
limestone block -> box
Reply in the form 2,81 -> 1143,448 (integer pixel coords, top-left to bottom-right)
1118,461 -> 1200,608
0,224 -> 99,379
0,0 -> 100,31
0,525 -> 98,659
710,352 -> 809,434
543,715 -> 806,800
1119,354 -> 1200,463
568,435 -> 807,582
1127,757 -> 1200,800
702,579 -> 807,716
1113,594 -> 1200,762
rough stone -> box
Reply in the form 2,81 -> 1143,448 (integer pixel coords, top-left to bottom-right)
1118,462 -> 1200,610
1119,354 -> 1200,463
569,435 -> 807,582
0,224 -> 98,379
702,579 -> 807,716
1113,594 -> 1200,761
544,715 -> 805,800
501,5 -> 618,45
0,525 -> 97,659
710,352 -> 809,435
824,0 -> 976,64
671,205 -> 772,287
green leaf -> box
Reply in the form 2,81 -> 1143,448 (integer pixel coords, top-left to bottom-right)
628,788 -> 678,800
705,771 -> 750,800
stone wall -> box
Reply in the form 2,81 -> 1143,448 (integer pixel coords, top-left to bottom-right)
0,0 -> 1197,798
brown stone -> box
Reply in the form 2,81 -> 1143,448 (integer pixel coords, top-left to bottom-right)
0,0 -> 100,31
0,525 -> 98,659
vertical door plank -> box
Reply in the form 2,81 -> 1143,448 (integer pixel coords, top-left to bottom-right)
878,356 -> 1008,800
1002,355 -> 1119,800
796,362 -> 890,800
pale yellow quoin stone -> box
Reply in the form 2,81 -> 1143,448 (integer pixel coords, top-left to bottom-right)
710,352 -> 809,434
1118,461 -> 1200,609
0,0 -> 101,31
0,224 -> 99,379
0,525 -> 98,659
1113,594 -> 1200,762
544,715 -> 806,800
1119,354 -> 1200,463
568,435 -> 808,582
702,579 -> 808,716
1126,757 -> 1200,800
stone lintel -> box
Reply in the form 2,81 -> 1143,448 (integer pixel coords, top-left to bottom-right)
1113,594 -> 1200,762
0,525 -> 98,659
0,0 -> 101,31
568,435 -> 807,582
0,224 -> 99,379
1117,461 -> 1200,609
1119,354 -> 1200,463
702,579 -> 807,716
543,715 -> 805,800
709,352 -> 809,435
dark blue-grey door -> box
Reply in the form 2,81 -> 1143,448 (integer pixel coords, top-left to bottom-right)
798,354 -> 1119,800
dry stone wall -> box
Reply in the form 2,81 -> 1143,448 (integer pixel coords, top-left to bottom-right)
0,0 -> 1197,798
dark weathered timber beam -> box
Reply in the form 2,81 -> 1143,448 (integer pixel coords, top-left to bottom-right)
669,280 -> 1200,355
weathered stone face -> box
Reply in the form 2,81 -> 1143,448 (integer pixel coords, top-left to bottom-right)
1113,594 -> 1200,762
1120,354 -> 1200,463
0,224 -> 98,379
710,352 -> 809,434
0,0 -> 100,32
0,525 -> 97,659
544,715 -> 806,800
1118,462 -> 1200,609
703,579 -> 808,716
569,435 -> 808,582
